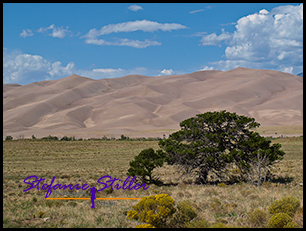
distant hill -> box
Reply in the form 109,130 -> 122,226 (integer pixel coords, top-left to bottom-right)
297,72 -> 303,77
3,67 -> 303,139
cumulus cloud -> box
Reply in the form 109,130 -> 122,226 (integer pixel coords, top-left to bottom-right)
3,49 -> 75,84
159,69 -> 174,76
82,19 -> 187,48
200,65 -> 214,71
200,29 -> 232,46
128,4 -> 143,12
20,29 -> 34,38
3,49 -> 154,84
203,3 -> 303,74
37,24 -> 71,39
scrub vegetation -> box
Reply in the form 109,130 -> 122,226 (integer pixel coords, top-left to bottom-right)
3,135 -> 303,227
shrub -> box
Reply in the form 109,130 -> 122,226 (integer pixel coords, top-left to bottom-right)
5,135 -> 13,141
210,222 -> 229,228
127,148 -> 166,186
268,212 -> 292,228
127,194 -> 176,228
248,208 -> 268,228
268,196 -> 300,217
210,198 -> 223,213
171,200 -> 198,227
136,224 -> 155,228
186,218 -> 210,228
42,135 -> 58,141
283,221 -> 299,228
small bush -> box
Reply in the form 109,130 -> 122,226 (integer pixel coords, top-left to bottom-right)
185,218 -> 210,228
127,194 -> 176,228
210,222 -> 229,228
283,221 -> 299,228
268,212 -> 292,228
5,135 -> 13,141
135,224 -> 155,228
248,208 -> 268,228
171,200 -> 198,227
127,148 -> 166,186
42,135 -> 58,141
210,198 -> 223,213
218,183 -> 227,187
269,196 -> 300,217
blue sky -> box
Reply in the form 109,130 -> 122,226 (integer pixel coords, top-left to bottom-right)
3,3 -> 303,85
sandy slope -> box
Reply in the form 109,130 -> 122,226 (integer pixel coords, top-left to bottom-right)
3,67 -> 303,139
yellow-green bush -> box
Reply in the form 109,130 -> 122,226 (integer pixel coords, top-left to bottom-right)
268,212 -> 292,228
248,208 -> 268,228
186,218 -> 210,228
171,200 -> 198,227
210,222 -> 229,228
268,196 -> 300,217
127,194 -> 200,228
283,221 -> 299,228
136,224 -> 155,228
127,194 -> 176,228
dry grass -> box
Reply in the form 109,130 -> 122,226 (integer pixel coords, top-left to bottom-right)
3,137 -> 303,227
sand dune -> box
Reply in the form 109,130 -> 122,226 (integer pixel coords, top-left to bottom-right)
3,67 -> 303,139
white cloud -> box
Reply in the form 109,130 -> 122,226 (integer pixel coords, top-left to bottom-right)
75,67 -> 150,79
189,9 -> 204,14
82,19 -> 187,48
3,49 -> 75,84
92,68 -> 123,73
128,4 -> 143,12
203,3 -> 303,74
159,69 -> 174,76
200,29 -> 232,46
20,29 -> 34,38
37,24 -> 71,39
85,37 -> 161,48
200,65 -> 214,71
83,20 -> 187,36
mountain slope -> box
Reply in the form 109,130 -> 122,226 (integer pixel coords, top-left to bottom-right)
3,67 -> 303,139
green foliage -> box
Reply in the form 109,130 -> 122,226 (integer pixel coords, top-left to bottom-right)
60,135 -> 76,141
127,194 -> 200,228
185,218 -> 210,228
136,224 -> 155,228
127,148 -> 166,186
32,135 -> 36,139
119,134 -> 129,140
127,194 -> 176,228
5,135 -> 13,141
284,221 -> 299,228
42,135 -> 58,141
158,110 -> 285,184
248,208 -> 268,228
210,222 -> 229,228
268,212 -> 292,228
171,200 -> 198,227
268,196 -> 300,217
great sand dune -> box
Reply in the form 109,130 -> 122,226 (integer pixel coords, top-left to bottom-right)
3,67 -> 303,139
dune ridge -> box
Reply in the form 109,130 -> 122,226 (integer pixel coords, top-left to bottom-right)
3,67 -> 303,139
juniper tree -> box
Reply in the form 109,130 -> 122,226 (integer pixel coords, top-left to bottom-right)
158,110 -> 285,185
127,148 -> 166,186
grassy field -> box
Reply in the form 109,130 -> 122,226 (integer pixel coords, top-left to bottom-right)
3,137 -> 303,228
